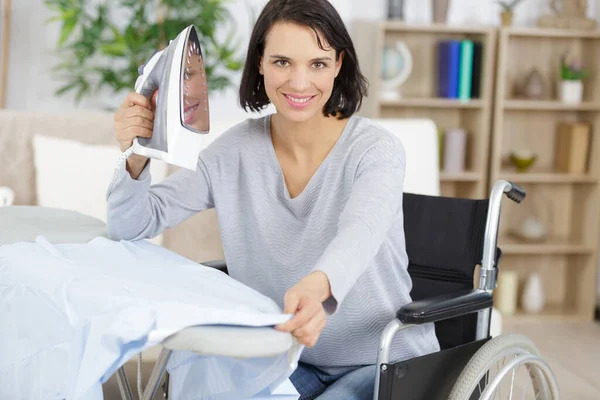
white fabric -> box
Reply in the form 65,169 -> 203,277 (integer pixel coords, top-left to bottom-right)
0,236 -> 302,400
372,118 -> 441,196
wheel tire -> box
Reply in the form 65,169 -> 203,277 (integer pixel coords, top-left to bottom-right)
448,333 -> 557,400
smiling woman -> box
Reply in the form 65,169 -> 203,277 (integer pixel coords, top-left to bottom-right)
239,1 -> 367,122
106,1 -> 440,399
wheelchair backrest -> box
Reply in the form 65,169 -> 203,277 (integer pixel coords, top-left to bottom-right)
403,192 -> 500,350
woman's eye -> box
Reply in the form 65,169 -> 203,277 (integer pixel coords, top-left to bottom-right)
275,60 -> 289,67
313,62 -> 326,69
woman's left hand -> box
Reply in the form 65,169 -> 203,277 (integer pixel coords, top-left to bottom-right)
275,271 -> 331,348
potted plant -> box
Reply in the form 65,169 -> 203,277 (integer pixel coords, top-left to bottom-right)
559,52 -> 589,104
44,0 -> 244,107
497,0 -> 525,27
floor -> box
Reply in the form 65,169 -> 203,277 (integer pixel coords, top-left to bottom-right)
102,319 -> 600,400
503,318 -> 600,400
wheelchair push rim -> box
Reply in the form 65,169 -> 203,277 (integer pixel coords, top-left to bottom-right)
448,333 -> 560,400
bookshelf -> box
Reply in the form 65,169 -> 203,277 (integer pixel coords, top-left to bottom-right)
490,27 -> 600,322
351,21 -> 497,199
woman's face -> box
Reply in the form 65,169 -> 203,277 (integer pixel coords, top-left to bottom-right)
259,22 -> 343,124
182,39 -> 209,132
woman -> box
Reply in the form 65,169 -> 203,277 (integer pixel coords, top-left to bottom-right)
108,0 -> 440,398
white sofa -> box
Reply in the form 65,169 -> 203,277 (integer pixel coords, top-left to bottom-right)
0,111 -> 444,260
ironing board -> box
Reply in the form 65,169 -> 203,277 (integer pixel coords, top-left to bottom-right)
0,206 -> 295,400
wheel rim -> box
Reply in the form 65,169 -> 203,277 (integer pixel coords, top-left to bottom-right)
479,354 -> 558,400
463,346 -> 553,399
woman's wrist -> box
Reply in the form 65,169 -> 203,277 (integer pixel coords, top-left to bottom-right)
305,271 -> 332,303
126,154 -> 149,180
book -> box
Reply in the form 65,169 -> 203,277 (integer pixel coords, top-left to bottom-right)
554,122 -> 591,174
470,41 -> 483,98
437,40 -> 461,98
458,40 -> 474,101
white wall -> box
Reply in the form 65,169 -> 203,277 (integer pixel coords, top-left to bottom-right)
4,0 -> 600,298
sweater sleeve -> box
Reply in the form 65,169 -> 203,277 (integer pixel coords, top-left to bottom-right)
105,155 -> 214,241
312,142 -> 406,314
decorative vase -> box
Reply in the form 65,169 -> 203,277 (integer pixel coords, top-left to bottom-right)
495,270 -> 519,316
522,68 -> 545,99
501,11 -> 513,26
443,128 -> 467,172
432,0 -> 450,23
522,272 -> 545,314
509,150 -> 537,173
559,80 -> 583,104
387,0 -> 404,20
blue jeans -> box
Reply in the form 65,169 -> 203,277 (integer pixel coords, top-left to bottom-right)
289,362 -> 376,400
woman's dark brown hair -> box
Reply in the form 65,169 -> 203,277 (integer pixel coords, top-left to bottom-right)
239,0 -> 369,119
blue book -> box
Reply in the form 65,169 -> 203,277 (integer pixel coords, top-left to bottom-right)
437,40 -> 461,98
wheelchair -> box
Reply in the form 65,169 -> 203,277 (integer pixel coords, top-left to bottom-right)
116,179 -> 559,400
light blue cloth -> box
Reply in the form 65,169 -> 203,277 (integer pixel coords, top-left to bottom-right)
0,236 -> 302,400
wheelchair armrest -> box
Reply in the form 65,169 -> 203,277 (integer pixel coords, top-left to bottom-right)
201,259 -> 228,273
396,289 -> 493,325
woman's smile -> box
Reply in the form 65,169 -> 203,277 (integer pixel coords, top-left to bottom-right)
282,92 -> 318,109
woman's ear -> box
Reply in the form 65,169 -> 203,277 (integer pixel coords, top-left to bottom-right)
258,56 -> 264,75
335,51 -> 344,78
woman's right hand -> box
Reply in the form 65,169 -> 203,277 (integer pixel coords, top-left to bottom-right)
114,91 -> 157,152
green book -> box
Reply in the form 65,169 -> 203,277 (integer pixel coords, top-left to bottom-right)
459,40 -> 474,101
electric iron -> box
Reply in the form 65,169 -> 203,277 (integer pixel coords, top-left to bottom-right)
123,25 -> 210,171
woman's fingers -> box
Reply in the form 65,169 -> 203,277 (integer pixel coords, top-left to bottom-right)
123,125 -> 153,139
124,92 -> 152,110
293,307 -> 326,347
114,122 -> 152,140
123,104 -> 155,124
123,114 -> 154,131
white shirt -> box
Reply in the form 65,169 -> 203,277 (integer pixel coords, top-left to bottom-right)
0,236 -> 301,400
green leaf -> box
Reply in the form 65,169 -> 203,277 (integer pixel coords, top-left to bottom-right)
99,42 -> 128,56
56,81 -> 79,96
45,0 -> 243,102
58,9 -> 79,45
225,60 -> 242,70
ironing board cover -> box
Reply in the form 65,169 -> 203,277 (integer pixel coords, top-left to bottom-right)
0,234 -> 302,400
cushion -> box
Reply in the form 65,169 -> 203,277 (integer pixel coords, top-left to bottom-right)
32,135 -> 168,243
372,118 -> 441,196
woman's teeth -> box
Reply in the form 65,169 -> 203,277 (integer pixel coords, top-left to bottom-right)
185,103 -> 199,119
285,95 -> 313,103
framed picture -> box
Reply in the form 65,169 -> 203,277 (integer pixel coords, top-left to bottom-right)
0,0 -> 10,108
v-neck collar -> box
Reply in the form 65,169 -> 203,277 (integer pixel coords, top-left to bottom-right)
263,114 -> 355,202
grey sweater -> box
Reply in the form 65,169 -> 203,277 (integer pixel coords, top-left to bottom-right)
106,114 -> 440,374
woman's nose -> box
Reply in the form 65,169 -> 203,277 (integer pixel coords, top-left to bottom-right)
289,68 -> 310,92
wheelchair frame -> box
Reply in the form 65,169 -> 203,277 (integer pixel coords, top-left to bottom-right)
114,180 -> 555,400
372,179 -> 560,400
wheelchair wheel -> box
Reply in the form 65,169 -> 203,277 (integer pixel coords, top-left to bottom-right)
448,333 -> 559,400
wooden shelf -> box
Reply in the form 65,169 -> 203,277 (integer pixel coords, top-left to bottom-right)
504,100 -> 600,111
500,172 -> 597,184
498,236 -> 595,255
353,22 -> 599,322
382,22 -> 494,35
440,171 -> 481,182
353,20 -> 496,199
491,28 -> 600,322
504,26 -> 600,39
381,98 -> 484,109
